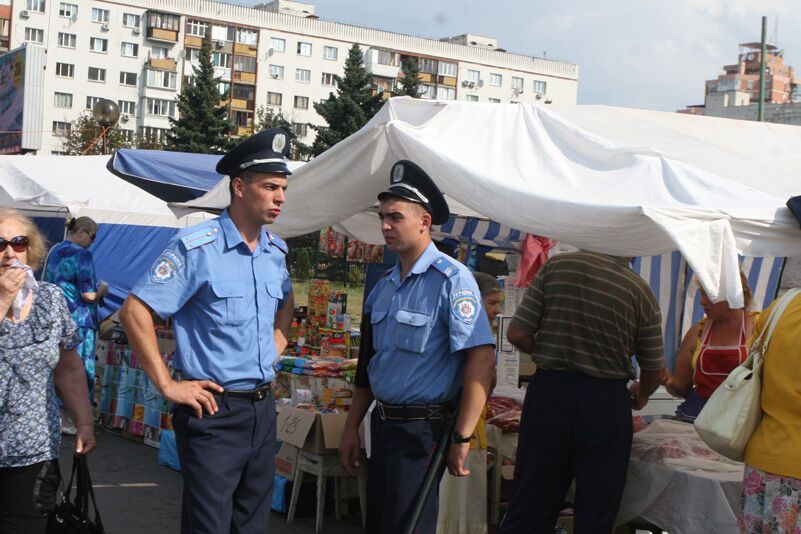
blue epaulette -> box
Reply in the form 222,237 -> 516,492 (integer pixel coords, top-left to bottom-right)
268,232 -> 288,254
180,226 -> 220,251
431,256 -> 459,278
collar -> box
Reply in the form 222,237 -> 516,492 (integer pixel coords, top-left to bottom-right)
219,209 -> 269,252
388,241 -> 439,285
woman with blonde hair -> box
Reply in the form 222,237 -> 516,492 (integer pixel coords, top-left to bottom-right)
0,210 -> 95,533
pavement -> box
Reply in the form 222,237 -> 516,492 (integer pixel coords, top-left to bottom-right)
58,429 -> 364,533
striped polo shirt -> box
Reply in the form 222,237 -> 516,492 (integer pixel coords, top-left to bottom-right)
510,251 -> 664,380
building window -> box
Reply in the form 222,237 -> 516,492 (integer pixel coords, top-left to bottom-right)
218,81 -> 230,96
295,68 -> 310,83
24,28 -> 44,44
466,69 -> 480,82
52,121 -> 71,136
87,67 -> 106,82
211,25 -> 234,42
53,92 -> 72,108
232,110 -> 252,127
91,7 -> 109,23
377,50 -> 397,66
55,62 -> 74,78
57,32 -> 76,48
119,71 -> 137,86
420,84 -> 435,99
271,37 -> 285,53
118,100 -> 135,115
58,3 -> 77,18
151,46 -> 169,59
90,37 -> 108,53
186,48 -> 200,63
291,123 -> 308,137
120,42 -> 139,58
232,84 -> 254,101
321,72 -> 336,86
267,92 -> 282,106
234,55 -> 256,73
294,95 -> 309,109
123,13 -> 140,28
268,64 -> 284,79
419,58 -> 437,74
237,28 -> 257,45
183,75 -> 195,86
488,98 -> 501,103
139,126 -> 169,143
146,69 -> 176,89
26,0 -> 46,12
533,80 -> 547,94
512,77 -> 524,91
147,12 -> 180,31
438,61 -> 457,77
186,19 -> 207,37
490,73 -> 502,87
297,42 -> 311,56
323,46 -> 338,61
212,52 -> 231,68
145,97 -> 176,117
466,94 -> 479,102
436,86 -> 456,101
85,95 -> 103,110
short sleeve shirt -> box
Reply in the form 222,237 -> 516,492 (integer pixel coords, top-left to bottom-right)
364,242 -> 496,404
131,209 -> 293,389
0,282 -> 80,468
43,241 -> 99,329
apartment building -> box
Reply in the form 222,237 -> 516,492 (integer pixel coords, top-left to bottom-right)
4,0 -> 579,154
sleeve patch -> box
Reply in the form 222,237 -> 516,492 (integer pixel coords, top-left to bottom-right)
150,250 -> 185,284
450,288 -> 479,324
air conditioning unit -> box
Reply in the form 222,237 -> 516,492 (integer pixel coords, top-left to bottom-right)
215,40 -> 224,48
535,93 -> 544,100
132,27 -> 141,35
121,114 -> 130,122
19,9 -> 30,18
461,80 -> 476,88
101,23 -> 110,31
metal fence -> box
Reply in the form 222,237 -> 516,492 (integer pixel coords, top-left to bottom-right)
285,232 -> 367,287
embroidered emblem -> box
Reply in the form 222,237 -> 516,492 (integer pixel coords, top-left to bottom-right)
272,133 -> 286,152
450,288 -> 479,324
392,163 -> 404,183
150,250 -> 184,284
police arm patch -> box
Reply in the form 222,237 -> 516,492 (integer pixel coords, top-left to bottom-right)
450,288 -> 479,324
150,250 -> 185,284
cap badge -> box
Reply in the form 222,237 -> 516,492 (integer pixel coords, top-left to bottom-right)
392,163 -> 404,183
272,133 -> 287,152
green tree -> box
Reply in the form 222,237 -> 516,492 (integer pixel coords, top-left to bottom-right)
311,43 -> 383,156
396,56 -> 422,98
252,106 -> 312,161
166,31 -> 232,153
60,112 -> 134,155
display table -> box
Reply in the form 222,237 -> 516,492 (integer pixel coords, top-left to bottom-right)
616,419 -> 744,534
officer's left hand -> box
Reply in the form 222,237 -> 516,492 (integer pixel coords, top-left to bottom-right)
447,442 -> 471,476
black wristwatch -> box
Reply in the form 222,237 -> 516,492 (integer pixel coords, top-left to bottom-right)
451,431 -> 472,444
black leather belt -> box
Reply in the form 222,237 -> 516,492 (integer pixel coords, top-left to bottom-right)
217,383 -> 272,401
375,401 -> 450,421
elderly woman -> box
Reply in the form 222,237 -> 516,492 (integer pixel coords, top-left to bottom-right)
664,271 -> 759,422
43,216 -> 107,426
0,210 -> 95,534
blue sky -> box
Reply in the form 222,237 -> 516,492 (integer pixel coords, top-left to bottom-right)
235,0 -> 801,112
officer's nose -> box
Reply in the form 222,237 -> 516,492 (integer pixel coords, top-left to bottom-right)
274,188 -> 286,205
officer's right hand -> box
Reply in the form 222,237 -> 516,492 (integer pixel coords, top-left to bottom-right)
163,379 -> 224,418
338,427 -> 361,475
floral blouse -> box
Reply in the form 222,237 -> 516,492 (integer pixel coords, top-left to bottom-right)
0,282 -> 81,468
43,241 -> 100,329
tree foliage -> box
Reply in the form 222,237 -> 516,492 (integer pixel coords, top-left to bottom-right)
396,56 -> 423,98
166,31 -> 233,153
311,43 -> 382,156
252,106 -> 312,161
60,112 -> 134,155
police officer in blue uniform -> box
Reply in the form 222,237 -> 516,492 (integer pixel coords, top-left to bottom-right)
120,129 -> 295,534
339,160 -> 497,533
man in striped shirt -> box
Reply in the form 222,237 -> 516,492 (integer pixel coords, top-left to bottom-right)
499,251 -> 665,534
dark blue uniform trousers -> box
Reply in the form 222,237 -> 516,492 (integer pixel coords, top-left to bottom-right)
500,369 -> 633,534
172,394 -> 276,534
366,410 -> 445,534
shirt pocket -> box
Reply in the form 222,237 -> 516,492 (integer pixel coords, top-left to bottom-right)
394,309 -> 433,354
210,281 -> 248,326
370,308 -> 388,349
265,282 -> 284,316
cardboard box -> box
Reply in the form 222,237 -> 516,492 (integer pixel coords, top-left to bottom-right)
276,406 -> 363,455
275,443 -> 299,481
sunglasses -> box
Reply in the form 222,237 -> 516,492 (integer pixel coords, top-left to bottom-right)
0,236 -> 29,253
83,228 -> 96,241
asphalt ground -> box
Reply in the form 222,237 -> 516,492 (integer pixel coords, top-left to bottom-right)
58,429 -> 364,533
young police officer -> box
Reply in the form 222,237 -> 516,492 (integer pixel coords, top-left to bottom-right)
339,160 -> 497,533
120,129 -> 295,534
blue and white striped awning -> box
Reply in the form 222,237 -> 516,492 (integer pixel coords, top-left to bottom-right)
433,216 -> 525,252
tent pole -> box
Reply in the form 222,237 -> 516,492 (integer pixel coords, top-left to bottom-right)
758,16 -> 767,122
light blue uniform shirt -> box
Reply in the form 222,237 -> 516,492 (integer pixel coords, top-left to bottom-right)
365,242 -> 496,404
131,209 -> 292,389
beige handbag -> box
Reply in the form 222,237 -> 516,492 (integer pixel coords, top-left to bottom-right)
694,288 -> 800,461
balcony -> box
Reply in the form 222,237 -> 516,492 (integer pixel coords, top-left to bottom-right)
184,35 -> 203,48
419,72 -> 433,83
148,58 -> 177,71
214,67 -> 231,81
437,75 -> 457,87
230,98 -> 254,111
236,125 -> 252,137
147,27 -> 178,43
233,71 -> 256,84
364,48 -> 400,79
234,43 -> 258,56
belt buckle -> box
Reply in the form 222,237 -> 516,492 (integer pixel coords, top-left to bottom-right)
254,388 -> 265,401
377,402 -> 386,420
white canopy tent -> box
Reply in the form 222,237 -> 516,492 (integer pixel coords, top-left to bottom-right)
174,98 -> 801,307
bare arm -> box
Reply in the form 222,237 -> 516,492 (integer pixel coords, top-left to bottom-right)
664,325 -> 700,398
339,387 -> 374,475
629,369 -> 667,410
507,324 -> 535,354
273,292 -> 294,356
120,295 -> 222,417
54,349 -> 95,455
448,344 -> 496,476
79,285 -> 108,304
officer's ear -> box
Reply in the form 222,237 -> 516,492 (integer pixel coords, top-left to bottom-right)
229,175 -> 246,199
419,210 -> 432,233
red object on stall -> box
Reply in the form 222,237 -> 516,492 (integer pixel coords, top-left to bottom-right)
515,234 -> 555,288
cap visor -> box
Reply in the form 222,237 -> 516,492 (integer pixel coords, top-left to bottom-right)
243,162 -> 292,175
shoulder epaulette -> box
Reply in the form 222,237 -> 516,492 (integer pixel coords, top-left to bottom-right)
431,256 -> 459,278
268,232 -> 288,254
180,226 -> 219,251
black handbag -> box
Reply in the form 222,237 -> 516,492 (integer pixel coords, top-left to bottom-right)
47,455 -> 105,534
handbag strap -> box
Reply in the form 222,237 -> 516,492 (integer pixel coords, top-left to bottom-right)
756,288 -> 800,355
74,455 -> 105,530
